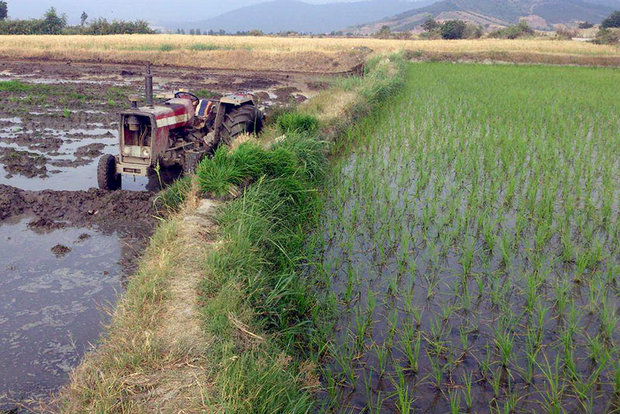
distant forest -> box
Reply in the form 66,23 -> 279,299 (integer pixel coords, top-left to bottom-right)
0,4 -> 154,35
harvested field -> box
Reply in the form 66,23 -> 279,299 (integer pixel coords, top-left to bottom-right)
0,35 -> 618,72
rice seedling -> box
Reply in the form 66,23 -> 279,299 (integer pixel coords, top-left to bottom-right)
448,389 -> 461,414
393,366 -> 415,414
462,371 -> 474,410
313,62 -> 619,412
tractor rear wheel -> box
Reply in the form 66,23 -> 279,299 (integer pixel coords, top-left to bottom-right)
97,154 -> 121,190
220,104 -> 263,145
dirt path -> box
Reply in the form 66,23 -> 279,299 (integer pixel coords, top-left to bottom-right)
58,189 -> 220,413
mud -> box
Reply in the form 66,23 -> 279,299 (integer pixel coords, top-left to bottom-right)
74,143 -> 105,159
50,244 -> 71,257
0,184 -> 156,234
0,148 -> 47,178
0,59 -> 328,113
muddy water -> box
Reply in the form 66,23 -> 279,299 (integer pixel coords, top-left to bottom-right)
0,116 -> 151,192
0,70 -> 150,411
0,218 -> 122,408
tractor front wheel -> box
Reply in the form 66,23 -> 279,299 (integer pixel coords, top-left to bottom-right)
220,104 -> 264,145
97,155 -> 122,190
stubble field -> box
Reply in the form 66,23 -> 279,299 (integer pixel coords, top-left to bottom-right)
0,35 -> 618,72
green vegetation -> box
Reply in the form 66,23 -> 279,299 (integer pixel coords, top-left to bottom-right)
0,1 -> 7,21
194,89 -> 218,99
186,43 -> 233,51
601,10 -> 620,28
153,176 -> 193,214
595,27 -> 620,45
595,9 -> 620,45
195,134 -> 327,411
0,7 -> 154,35
158,43 -> 175,52
0,80 -> 49,93
440,20 -> 467,39
489,21 -> 535,39
275,112 -> 320,135
420,18 -> 482,40
314,63 -> 619,412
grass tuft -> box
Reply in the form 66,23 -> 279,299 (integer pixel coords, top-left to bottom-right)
276,112 -> 320,135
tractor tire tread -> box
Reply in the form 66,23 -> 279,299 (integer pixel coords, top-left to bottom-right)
220,104 -> 263,144
97,154 -> 121,191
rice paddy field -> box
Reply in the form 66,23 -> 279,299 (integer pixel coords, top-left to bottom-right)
314,63 -> 619,413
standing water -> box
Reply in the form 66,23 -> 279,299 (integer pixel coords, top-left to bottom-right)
0,219 -> 123,408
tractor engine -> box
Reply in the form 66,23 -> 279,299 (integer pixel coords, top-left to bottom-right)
118,98 -> 195,176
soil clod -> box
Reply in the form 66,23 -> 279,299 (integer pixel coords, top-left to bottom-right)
51,244 -> 71,257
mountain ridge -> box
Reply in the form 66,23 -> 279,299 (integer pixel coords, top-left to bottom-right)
352,0 -> 618,32
165,0 -> 429,33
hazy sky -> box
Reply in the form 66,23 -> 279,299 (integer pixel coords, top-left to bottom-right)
7,0 -> 413,24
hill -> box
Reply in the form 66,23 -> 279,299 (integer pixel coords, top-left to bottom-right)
166,0 -> 426,34
352,0 -> 618,32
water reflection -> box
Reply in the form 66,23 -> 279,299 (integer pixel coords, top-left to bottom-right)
0,218 -> 122,409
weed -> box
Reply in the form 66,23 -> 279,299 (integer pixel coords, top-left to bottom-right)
276,112 -> 320,135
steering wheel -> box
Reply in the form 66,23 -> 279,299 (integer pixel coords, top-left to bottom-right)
174,91 -> 199,104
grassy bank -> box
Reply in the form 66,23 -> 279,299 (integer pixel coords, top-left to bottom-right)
0,35 -> 618,72
58,54 -> 404,412
313,62 -> 619,412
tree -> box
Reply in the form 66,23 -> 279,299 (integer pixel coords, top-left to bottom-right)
376,25 -> 392,38
41,8 -> 67,34
595,27 -> 619,44
440,20 -> 466,39
601,11 -> 620,28
422,18 -> 439,32
0,1 -> 7,21
578,21 -> 593,29
463,23 -> 483,39
80,11 -> 88,26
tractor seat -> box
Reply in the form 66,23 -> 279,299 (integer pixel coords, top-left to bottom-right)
196,99 -> 214,120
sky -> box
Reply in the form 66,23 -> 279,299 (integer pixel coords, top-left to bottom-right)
6,0 -> 413,24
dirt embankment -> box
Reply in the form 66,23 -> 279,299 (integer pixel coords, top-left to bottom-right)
0,184 -> 156,234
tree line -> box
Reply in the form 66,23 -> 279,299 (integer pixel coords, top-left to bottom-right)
0,5 -> 154,35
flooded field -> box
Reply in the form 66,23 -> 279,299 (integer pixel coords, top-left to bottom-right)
0,219 -> 122,406
0,59 -> 327,411
315,63 -> 619,413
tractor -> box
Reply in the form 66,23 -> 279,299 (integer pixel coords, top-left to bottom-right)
97,63 -> 263,190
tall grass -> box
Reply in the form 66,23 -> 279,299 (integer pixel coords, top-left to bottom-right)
195,133 -> 328,411
315,62 -> 619,412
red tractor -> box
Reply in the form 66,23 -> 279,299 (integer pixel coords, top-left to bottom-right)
98,63 -> 263,190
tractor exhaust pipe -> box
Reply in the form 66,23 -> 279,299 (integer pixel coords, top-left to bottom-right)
145,62 -> 153,107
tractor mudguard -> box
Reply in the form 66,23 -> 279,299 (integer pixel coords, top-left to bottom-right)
219,93 -> 255,106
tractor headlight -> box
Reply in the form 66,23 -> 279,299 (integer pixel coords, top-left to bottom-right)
142,148 -> 150,158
